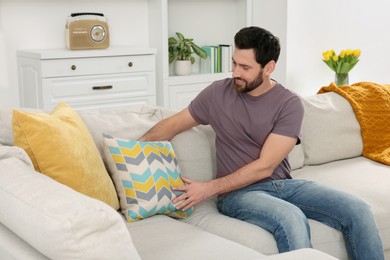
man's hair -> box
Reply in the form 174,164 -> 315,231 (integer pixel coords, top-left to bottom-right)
234,26 -> 280,67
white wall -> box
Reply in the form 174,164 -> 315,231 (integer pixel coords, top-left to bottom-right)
0,0 -> 149,107
252,0 -> 287,86
286,0 -> 390,96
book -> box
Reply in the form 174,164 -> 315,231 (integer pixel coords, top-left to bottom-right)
219,44 -> 232,73
201,46 -> 216,73
216,46 -> 221,73
201,44 -> 233,74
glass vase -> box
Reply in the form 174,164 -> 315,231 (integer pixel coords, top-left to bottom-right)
334,73 -> 349,86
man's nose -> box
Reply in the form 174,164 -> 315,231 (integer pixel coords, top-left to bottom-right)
232,66 -> 240,78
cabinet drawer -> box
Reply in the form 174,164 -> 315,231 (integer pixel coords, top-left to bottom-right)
47,96 -> 156,111
42,72 -> 155,106
41,54 -> 155,78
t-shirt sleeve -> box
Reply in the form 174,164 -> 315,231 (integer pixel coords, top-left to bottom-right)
188,83 -> 216,125
272,95 -> 304,144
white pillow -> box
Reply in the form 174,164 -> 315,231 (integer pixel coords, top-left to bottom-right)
302,92 -> 363,165
0,156 -> 141,260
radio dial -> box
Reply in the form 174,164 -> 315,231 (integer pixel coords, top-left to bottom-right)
90,25 -> 106,42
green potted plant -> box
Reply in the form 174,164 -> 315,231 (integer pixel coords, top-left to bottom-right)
168,32 -> 207,76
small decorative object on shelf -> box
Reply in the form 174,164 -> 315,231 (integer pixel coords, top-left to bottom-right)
322,49 -> 361,86
168,32 -> 207,76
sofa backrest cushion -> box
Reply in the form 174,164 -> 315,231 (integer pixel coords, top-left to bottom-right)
0,151 -> 141,260
79,105 -> 162,160
0,107 -> 42,146
81,105 -> 218,183
0,108 -> 13,146
289,144 -> 305,171
302,92 -> 363,165
159,108 -> 217,182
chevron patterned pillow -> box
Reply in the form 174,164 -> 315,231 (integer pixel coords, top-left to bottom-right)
103,133 -> 193,222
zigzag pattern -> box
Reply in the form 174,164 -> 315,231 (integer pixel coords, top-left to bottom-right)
104,133 -> 193,222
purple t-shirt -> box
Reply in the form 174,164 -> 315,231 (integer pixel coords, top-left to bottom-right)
188,78 -> 304,182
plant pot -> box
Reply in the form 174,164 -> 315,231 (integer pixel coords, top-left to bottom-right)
174,60 -> 192,76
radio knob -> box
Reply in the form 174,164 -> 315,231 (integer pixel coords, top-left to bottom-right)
90,25 -> 106,42
128,62 -> 133,67
71,65 -> 77,70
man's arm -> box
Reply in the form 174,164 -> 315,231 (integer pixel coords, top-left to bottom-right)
174,133 -> 297,210
139,108 -> 200,142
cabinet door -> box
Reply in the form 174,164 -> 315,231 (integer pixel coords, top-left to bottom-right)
168,83 -> 210,110
167,72 -> 231,110
42,72 -> 155,110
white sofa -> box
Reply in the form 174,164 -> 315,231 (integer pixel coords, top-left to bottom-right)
0,91 -> 388,260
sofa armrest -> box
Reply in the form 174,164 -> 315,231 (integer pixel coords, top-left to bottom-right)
0,156 -> 140,260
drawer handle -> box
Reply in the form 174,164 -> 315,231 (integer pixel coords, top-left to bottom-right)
128,62 -> 133,67
92,85 -> 113,90
71,65 -> 77,70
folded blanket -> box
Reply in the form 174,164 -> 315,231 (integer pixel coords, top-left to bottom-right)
318,82 -> 390,165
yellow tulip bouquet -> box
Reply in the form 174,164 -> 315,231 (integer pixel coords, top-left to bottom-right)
322,49 -> 361,85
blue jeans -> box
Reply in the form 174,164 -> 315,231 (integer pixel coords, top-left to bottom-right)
217,179 -> 384,260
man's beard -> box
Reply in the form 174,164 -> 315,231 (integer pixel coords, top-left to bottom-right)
234,71 -> 264,93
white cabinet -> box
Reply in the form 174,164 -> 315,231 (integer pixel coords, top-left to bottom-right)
168,73 -> 232,109
17,47 -> 157,110
148,0 -> 253,110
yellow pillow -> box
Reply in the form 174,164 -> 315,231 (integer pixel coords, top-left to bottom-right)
12,102 -> 119,210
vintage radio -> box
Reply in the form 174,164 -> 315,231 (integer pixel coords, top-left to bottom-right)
65,12 -> 110,50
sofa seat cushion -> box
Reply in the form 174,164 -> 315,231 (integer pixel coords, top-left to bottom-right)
0,155 -> 141,260
266,248 -> 338,260
292,157 -> 390,258
125,214 -> 265,260
181,197 -> 350,258
182,197 -> 279,255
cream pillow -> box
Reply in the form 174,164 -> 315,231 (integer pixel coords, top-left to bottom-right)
12,102 -> 119,209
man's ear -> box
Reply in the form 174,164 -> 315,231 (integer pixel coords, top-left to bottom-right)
263,60 -> 276,76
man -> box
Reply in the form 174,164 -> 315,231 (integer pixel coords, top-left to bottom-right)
139,26 -> 384,259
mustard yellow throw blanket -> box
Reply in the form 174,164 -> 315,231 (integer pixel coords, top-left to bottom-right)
318,82 -> 390,165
